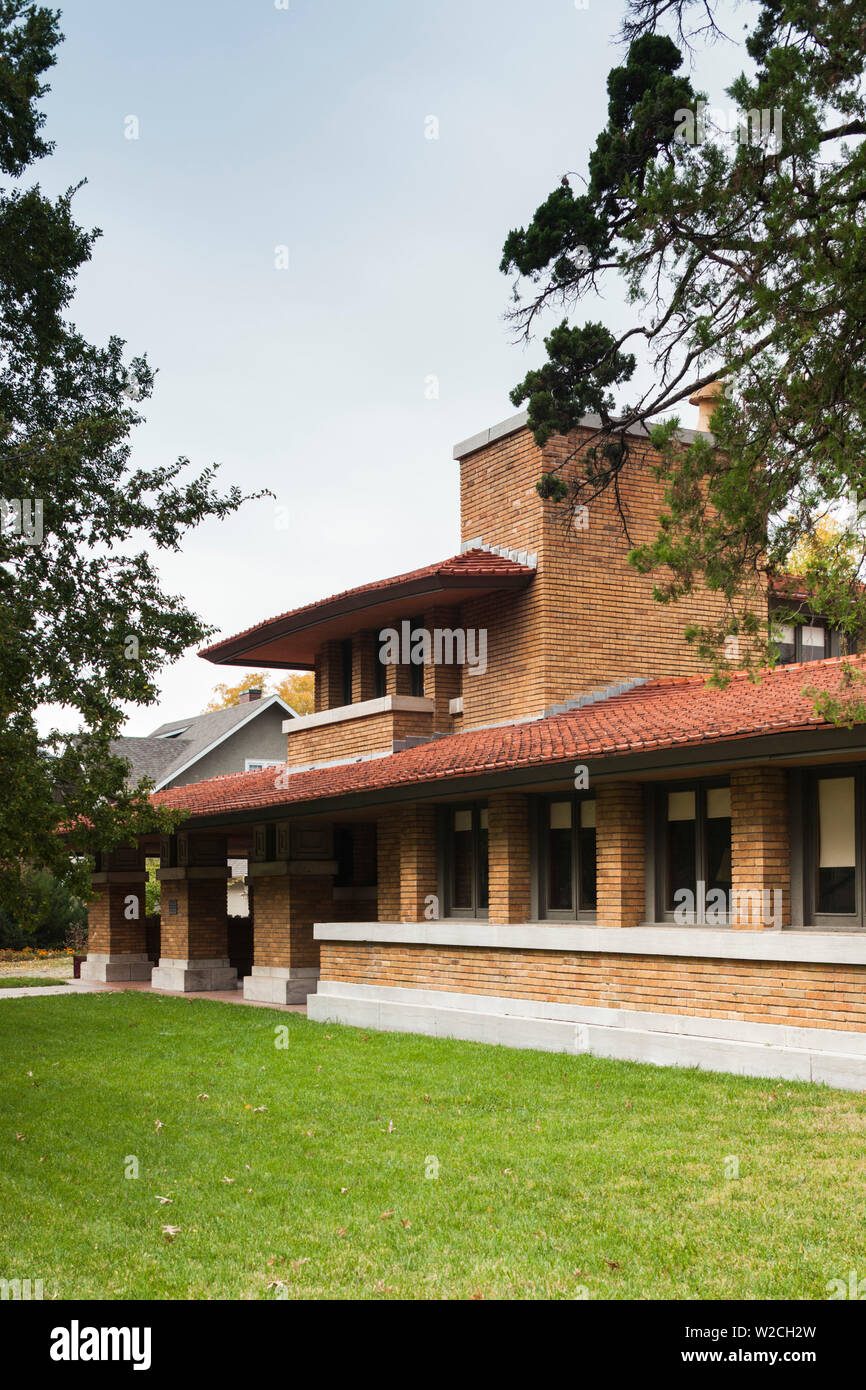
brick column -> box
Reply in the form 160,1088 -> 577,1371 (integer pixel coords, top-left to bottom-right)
244,870 -> 333,1003
377,810 -> 401,920
376,804 -> 436,920
596,783 -> 645,927
422,605 -> 461,732
488,792 -> 530,923
81,844 -> 151,982
352,631 -> 378,703
315,640 -> 345,711
730,768 -> 790,928
399,804 -> 437,920
151,832 -> 237,991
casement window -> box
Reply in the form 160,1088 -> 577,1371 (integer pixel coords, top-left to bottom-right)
340,638 -> 353,706
443,803 -> 488,918
409,658 -> 425,698
772,618 -> 849,666
374,647 -> 386,699
538,795 -> 597,920
654,780 -> 732,923
804,771 -> 861,926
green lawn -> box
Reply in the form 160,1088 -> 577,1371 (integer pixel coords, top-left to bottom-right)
0,991 -> 864,1300
0,976 -> 68,989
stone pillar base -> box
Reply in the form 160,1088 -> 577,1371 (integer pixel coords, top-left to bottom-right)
80,952 -> 153,983
150,957 -> 238,992
243,966 -> 319,1004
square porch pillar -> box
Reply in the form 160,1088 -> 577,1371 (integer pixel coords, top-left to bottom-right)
151,832 -> 237,991
81,844 -> 151,981
488,792 -> 530,923
376,805 -> 437,921
596,782 -> 646,927
243,819 -> 337,1003
730,768 -> 791,928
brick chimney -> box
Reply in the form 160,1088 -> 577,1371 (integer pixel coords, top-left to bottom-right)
237,687 -> 263,704
688,380 -> 724,431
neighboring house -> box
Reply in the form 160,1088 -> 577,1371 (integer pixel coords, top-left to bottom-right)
111,689 -> 296,791
84,396 -> 866,1091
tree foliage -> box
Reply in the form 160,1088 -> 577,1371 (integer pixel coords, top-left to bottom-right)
501,0 -> 866,678
0,4 -> 262,921
204,670 -> 314,716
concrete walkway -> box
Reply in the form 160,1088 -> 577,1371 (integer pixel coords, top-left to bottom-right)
0,977 -> 306,1012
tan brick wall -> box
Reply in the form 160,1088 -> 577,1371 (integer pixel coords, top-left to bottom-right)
374,805 -> 437,921
250,873 -> 331,969
455,423 -> 764,729
320,941 -> 866,1034
399,804 -> 438,920
285,707 -> 432,766
315,639 -> 346,712
159,878 -> 229,959
87,881 -> 148,954
488,792 -> 531,923
421,605 -> 462,732
377,810 -> 401,920
730,767 -> 791,927
596,783 -> 645,927
352,631 -> 378,704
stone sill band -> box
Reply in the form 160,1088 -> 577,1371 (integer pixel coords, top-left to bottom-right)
312,921 -> 866,967
282,694 -> 434,735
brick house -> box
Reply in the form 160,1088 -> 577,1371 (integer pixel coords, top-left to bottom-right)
82,406 -> 866,1090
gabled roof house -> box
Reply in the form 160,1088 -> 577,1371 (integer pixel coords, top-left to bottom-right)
111,690 -> 296,791
83,402 -> 866,1092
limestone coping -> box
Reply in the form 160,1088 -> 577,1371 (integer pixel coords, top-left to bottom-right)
312,921 -> 866,966
282,694 -> 434,735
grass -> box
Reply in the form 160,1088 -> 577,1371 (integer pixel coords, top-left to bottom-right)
0,990 -> 864,1301
0,976 -> 68,989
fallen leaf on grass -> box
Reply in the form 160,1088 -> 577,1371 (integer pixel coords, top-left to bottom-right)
290,1257 -> 310,1269
222,1176 -> 235,1184
603,1260 -> 621,1271
401,1220 -> 411,1229
154,1120 -> 163,1133
380,1210 -> 395,1220
161,1225 -> 181,1238
196,1093 -> 209,1100
155,1196 -> 173,1205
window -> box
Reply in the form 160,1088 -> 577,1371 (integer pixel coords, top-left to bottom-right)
443,804 -> 488,918
244,758 -> 282,772
772,616 -> 851,666
410,657 -> 425,698
805,770 -> 862,926
374,647 -> 386,699
538,795 -> 597,920
340,638 -> 353,706
655,781 -> 732,922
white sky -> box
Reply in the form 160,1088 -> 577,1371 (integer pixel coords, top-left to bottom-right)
33,0 -> 746,736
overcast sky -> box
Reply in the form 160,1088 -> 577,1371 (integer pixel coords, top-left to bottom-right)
36,0 -> 746,735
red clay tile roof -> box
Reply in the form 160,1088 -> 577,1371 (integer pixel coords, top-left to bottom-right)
152,655 -> 866,822
198,548 -> 537,670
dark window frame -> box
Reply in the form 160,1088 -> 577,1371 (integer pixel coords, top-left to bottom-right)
340,637 -> 353,707
770,610 -> 849,666
439,802 -> 489,920
803,766 -> 865,930
652,777 -> 732,925
536,793 -> 597,922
